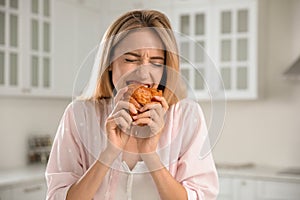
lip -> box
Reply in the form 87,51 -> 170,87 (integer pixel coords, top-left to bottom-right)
126,80 -> 152,88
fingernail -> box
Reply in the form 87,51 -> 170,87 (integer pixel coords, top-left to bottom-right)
132,116 -> 137,119
132,122 -> 137,125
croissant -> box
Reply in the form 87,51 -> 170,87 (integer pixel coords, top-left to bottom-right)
124,84 -> 163,115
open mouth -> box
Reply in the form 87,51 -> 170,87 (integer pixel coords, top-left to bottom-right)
126,80 -> 152,88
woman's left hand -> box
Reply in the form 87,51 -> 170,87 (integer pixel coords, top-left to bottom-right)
131,96 -> 169,153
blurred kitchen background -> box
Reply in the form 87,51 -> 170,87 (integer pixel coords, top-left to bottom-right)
0,0 -> 299,199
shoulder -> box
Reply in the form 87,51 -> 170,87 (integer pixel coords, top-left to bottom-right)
174,98 -> 201,109
62,100 -> 87,117
64,98 -> 110,115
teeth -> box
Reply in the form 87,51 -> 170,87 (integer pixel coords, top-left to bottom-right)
126,81 -> 151,88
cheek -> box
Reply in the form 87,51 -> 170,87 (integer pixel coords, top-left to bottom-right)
152,68 -> 164,82
111,63 -> 122,87
111,63 -> 134,86
111,68 -> 119,86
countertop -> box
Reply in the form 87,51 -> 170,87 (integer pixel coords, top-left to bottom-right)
217,163 -> 300,183
1,164 -> 300,189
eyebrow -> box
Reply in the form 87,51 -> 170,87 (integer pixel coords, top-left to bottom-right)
124,52 -> 165,60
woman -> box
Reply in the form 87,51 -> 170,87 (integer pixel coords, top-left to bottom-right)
46,10 -> 219,200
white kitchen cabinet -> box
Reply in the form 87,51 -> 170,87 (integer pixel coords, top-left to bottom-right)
11,181 -> 47,200
218,176 -> 300,200
0,166 -> 47,200
173,0 -> 258,100
0,180 -> 46,200
0,187 -> 12,200
0,0 -> 23,95
257,180 -> 300,200
214,1 -> 258,100
0,0 -> 102,98
218,177 -> 233,200
233,178 -> 257,200
218,177 -> 257,200
173,4 -> 212,100
0,0 -> 53,96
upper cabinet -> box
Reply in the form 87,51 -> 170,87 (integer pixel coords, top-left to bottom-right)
0,0 -> 102,98
26,0 -> 52,95
173,0 -> 258,100
0,0 -> 257,99
0,0 -> 53,96
0,0 -> 22,94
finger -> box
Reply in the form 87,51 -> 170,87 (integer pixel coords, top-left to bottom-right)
132,108 -> 161,125
114,109 -> 133,125
149,99 -> 167,118
132,117 -> 152,126
129,97 -> 142,110
114,117 -> 130,132
152,96 -> 169,111
138,104 -> 163,124
139,102 -> 161,113
113,101 -> 138,116
114,87 -> 128,103
133,109 -> 159,123
106,117 -> 117,130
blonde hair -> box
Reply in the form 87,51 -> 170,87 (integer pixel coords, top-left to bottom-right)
92,10 -> 184,105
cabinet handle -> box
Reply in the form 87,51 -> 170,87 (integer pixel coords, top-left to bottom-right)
24,185 -> 42,193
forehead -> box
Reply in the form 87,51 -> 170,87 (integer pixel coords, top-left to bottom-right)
113,29 -> 165,57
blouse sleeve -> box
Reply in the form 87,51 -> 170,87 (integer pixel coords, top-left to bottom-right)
173,101 -> 219,200
45,102 -> 87,200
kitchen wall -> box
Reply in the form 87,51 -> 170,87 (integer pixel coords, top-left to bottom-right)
0,98 -> 69,169
212,0 -> 300,168
0,0 -> 299,170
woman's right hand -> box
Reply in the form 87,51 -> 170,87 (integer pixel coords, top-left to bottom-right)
105,87 -> 138,155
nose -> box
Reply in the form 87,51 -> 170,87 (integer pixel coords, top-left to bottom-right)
135,65 -> 149,80
135,61 -> 151,80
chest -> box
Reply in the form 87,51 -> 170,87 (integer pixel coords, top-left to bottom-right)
123,137 -> 142,170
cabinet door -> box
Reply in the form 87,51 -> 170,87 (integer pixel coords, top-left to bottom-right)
257,180 -> 300,200
11,181 -> 47,200
0,0 -> 52,96
233,178 -> 257,200
174,5 -> 212,100
218,177 -> 257,200
173,0 -> 258,100
0,0 -> 23,95
24,0 -> 53,96
214,1 -> 258,99
0,187 -> 12,200
217,177 -> 234,200
0,0 -> 102,98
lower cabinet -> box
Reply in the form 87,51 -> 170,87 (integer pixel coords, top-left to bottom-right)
218,176 -> 300,200
0,180 -> 46,200
218,177 -> 257,200
257,180 -> 300,200
0,187 -> 11,200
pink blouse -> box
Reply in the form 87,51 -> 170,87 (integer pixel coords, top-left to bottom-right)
45,98 -> 219,200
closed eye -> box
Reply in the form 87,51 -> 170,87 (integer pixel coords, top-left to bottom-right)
151,62 -> 164,67
125,58 -> 139,63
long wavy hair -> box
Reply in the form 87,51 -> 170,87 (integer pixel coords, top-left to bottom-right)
92,10 -> 184,105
